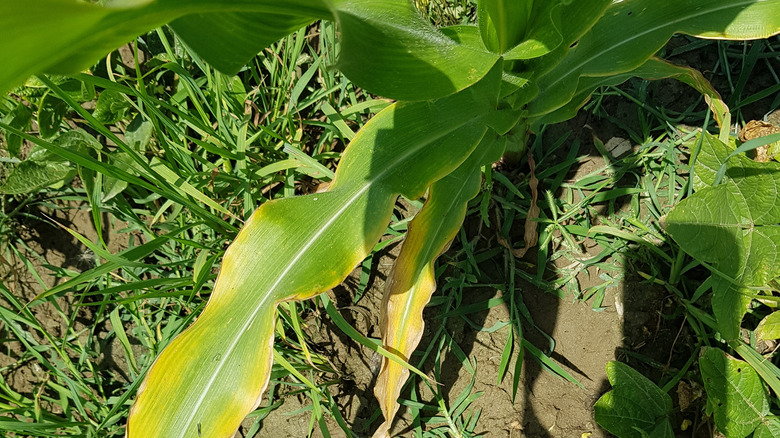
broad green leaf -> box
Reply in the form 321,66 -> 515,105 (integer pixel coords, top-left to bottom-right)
112,113 -> 153,199
0,0 -> 498,101
756,311 -> 780,341
127,65 -> 503,438
754,416 -> 780,438
16,76 -> 95,102
1,102 -> 32,158
528,0 -> 780,118
700,347 -> 769,438
124,115 -> 153,153
37,93 -> 68,138
102,151 -> 136,202
373,135 -> 505,438
594,361 -> 673,438
1,130 -> 99,195
53,127 -> 103,153
691,131 -> 752,191
711,278 -> 753,341
0,156 -> 76,195
93,90 -> 130,124
732,342 -> 780,403
531,57 -> 728,128
665,133 -> 780,338
58,77 -> 97,102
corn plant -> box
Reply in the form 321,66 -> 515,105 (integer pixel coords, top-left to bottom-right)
2,0 -> 780,437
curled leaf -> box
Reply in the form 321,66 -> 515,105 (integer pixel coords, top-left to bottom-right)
373,135 -> 505,437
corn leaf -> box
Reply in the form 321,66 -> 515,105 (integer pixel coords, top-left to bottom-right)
501,0 -> 613,108
502,1 -> 563,60
372,135 -> 506,438
328,0 -> 498,100
521,0 -> 613,75
528,0 -> 780,118
126,64 -> 503,438
478,0 -> 533,53
0,0 -> 498,101
169,12 -> 317,74
531,57 -> 729,128
173,0 -> 501,100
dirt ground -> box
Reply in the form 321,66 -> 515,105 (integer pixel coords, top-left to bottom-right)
0,202 -> 135,400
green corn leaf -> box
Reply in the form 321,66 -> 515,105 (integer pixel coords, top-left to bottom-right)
173,0 -> 501,100
700,347 -> 770,438
502,1 -> 563,60
478,0 -> 533,53
169,13 -> 316,75
528,0 -> 780,118
521,0 -> 613,77
373,135 -> 505,438
594,361 -> 674,438
329,0 -> 498,100
531,57 -> 728,128
0,0 -> 498,101
664,132 -> 780,339
499,0 -> 613,109
127,64 -> 503,438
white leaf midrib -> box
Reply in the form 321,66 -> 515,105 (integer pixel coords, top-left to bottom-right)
175,115 -> 486,437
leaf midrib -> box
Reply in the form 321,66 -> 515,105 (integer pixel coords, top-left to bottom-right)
177,113 -> 487,437
544,0 -> 761,91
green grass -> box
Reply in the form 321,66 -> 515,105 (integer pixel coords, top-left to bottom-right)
1,9 -> 779,438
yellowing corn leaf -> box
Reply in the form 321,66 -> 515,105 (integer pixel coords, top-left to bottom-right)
373,135 -> 506,438
126,63 -> 503,438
